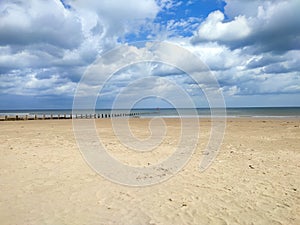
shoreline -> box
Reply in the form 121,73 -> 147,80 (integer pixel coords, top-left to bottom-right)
1,115 -> 299,122
1,107 -> 299,121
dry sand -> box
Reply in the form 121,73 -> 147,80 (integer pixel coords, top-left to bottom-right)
0,118 -> 299,225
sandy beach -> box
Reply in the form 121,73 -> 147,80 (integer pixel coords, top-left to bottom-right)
0,118 -> 299,225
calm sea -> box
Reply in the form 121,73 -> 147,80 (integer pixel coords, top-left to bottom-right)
0,107 -> 299,118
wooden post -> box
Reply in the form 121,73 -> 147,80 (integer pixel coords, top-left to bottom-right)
34,114 -> 37,120
43,114 -> 45,120
25,115 -> 28,120
50,114 -> 53,119
58,114 -> 60,120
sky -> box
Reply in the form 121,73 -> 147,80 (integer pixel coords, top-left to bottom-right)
0,0 -> 300,109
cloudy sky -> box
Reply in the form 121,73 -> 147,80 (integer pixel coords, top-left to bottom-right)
0,0 -> 299,109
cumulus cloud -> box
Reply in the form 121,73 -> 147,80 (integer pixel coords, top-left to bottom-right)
0,0 -> 299,108
193,0 -> 300,52
0,0 -> 83,49
0,68 -> 77,96
187,0 -> 300,102
0,0 -> 161,108
192,10 -> 250,42
70,0 -> 159,40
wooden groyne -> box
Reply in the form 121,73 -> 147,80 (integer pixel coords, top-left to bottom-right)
0,112 -> 155,121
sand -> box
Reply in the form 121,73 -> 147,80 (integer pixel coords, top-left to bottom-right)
0,118 -> 299,225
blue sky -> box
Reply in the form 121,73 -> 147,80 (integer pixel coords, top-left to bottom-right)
0,0 -> 299,109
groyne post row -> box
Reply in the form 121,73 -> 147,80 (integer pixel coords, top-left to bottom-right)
0,112 -> 146,121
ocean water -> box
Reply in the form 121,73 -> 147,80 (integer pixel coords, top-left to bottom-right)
151,107 -> 300,118
0,107 -> 299,118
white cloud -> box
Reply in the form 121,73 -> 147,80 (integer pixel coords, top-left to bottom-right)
193,0 -> 300,52
0,0 -> 299,108
0,69 -> 77,96
157,0 -> 183,10
194,10 -> 250,42
70,0 -> 159,41
186,42 -> 245,70
183,0 -> 300,102
0,0 -> 83,49
0,0 -> 161,104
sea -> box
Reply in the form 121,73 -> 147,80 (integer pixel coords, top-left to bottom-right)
0,107 -> 299,118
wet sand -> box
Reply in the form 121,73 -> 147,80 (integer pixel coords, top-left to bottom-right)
0,118 -> 299,225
